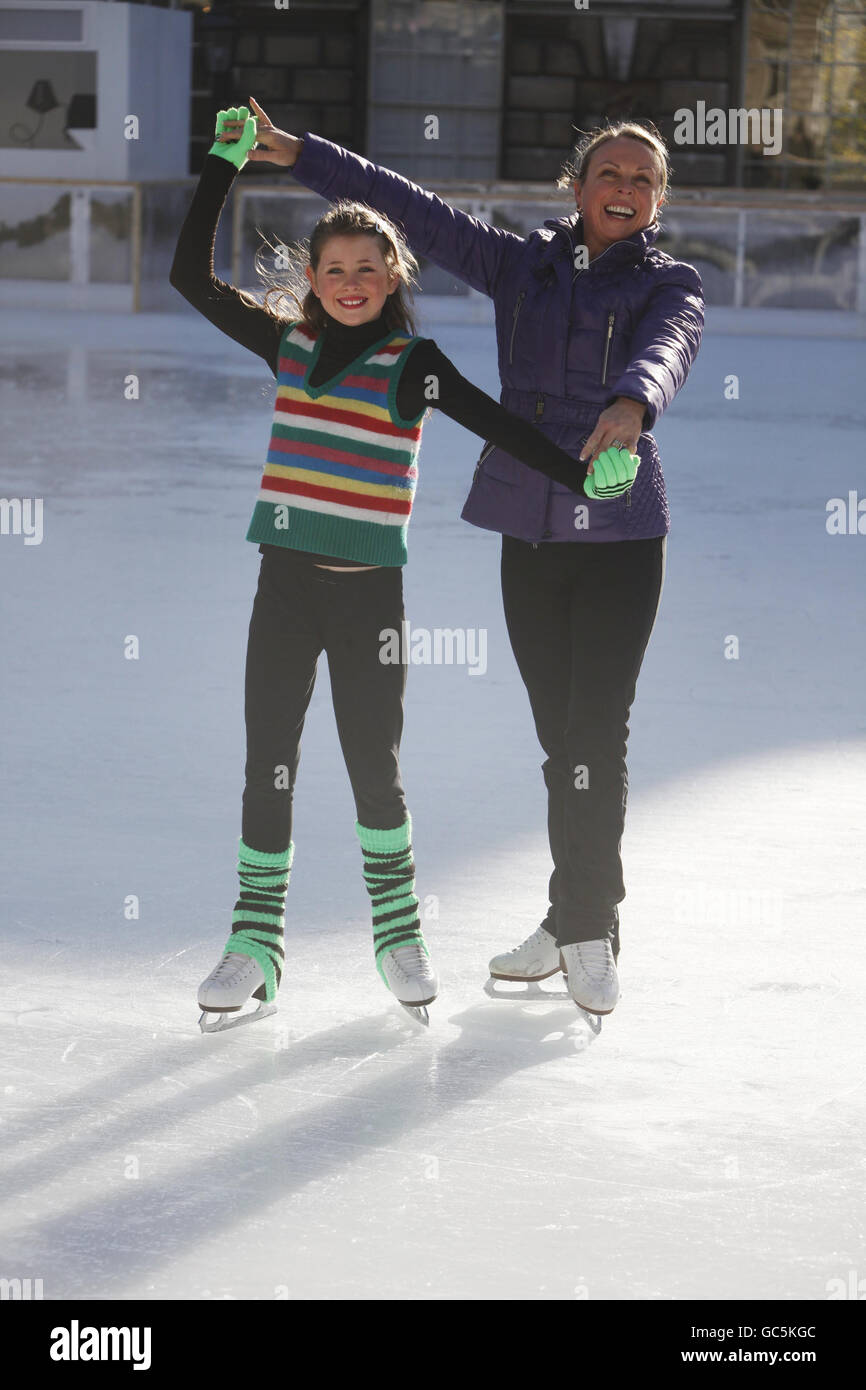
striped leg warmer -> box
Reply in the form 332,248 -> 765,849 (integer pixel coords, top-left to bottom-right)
355,815 -> 426,987
222,837 -> 293,1003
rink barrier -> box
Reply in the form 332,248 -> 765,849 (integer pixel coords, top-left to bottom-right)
1,177 -> 865,316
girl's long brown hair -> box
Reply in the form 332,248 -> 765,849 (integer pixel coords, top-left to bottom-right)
253,199 -> 420,334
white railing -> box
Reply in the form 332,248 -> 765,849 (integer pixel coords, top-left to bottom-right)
1,177 -> 865,317
234,183 -> 866,315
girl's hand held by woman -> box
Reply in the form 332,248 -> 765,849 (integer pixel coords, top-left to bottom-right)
208,107 -> 258,170
583,446 -> 640,500
212,98 -> 301,166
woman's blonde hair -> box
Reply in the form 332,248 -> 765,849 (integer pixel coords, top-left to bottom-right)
253,199 -> 420,333
556,118 -> 671,215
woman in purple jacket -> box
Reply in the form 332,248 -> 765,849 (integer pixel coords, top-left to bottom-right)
244,100 -> 705,1017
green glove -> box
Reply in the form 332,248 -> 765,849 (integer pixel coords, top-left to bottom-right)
584,445 -> 640,500
208,106 -> 257,171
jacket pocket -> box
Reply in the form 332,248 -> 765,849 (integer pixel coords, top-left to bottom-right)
547,431 -> 591,494
475,445 -> 527,486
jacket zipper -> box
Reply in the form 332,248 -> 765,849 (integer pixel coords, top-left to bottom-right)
473,439 -> 496,481
600,308 -> 631,506
509,290 -> 526,365
601,310 -> 615,385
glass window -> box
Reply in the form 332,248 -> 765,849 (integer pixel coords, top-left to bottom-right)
658,210 -> 740,307
0,185 -> 70,279
502,10 -> 737,186
828,14 -> 866,62
367,0 -> 504,181
823,64 -> 864,110
89,192 -> 133,285
743,210 -> 860,309
828,114 -> 866,160
744,1 -> 866,189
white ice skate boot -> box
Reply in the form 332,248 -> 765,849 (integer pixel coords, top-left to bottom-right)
198,951 -> 277,1034
560,939 -> 619,1016
381,944 -> 439,1026
488,924 -> 565,982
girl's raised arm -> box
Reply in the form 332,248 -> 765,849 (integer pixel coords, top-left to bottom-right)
247,98 -> 524,300
170,109 -> 284,376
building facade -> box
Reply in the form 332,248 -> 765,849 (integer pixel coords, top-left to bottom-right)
1,0 -> 863,311
185,0 -> 865,192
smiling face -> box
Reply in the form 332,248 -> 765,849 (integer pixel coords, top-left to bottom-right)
305,233 -> 399,326
573,136 -> 665,261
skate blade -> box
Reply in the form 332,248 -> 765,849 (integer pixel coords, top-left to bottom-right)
399,1001 -> 431,1026
576,1008 -> 604,1035
198,1002 -> 277,1034
567,992 -> 612,1030
483,976 -> 570,1001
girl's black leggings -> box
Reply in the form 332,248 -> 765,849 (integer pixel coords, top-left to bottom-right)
243,536 -> 665,951
241,545 -> 409,852
500,533 -> 667,948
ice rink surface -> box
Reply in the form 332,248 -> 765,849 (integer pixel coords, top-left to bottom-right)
1,303 -> 864,1300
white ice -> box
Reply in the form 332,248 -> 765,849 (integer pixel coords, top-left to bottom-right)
1,303 -> 864,1301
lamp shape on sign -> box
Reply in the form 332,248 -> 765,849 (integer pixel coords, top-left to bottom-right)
10,78 -> 62,144
27,79 -> 61,116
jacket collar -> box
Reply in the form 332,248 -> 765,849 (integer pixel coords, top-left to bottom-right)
533,212 -> 661,278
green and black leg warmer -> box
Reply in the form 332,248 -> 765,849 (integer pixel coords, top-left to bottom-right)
222,838 -> 293,1004
355,814 -> 427,988
355,811 -> 430,989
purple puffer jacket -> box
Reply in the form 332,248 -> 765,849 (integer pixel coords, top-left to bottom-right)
290,133 -> 705,543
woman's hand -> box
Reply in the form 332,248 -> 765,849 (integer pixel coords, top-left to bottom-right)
216,96 -> 304,167
579,396 -> 645,471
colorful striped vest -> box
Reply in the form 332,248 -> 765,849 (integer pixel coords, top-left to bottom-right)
245,320 -> 427,566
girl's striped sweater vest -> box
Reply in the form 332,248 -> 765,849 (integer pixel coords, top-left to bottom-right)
245,320 -> 427,567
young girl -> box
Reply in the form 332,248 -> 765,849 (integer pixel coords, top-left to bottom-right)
169,107 -> 638,1031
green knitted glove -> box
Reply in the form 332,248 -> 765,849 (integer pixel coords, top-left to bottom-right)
208,106 -> 257,171
584,445 -> 640,500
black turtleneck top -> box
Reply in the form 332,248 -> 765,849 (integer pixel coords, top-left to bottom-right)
170,154 -> 589,567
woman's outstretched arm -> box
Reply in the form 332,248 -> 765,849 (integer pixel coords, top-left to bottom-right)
246,98 -> 525,300
603,267 -> 705,432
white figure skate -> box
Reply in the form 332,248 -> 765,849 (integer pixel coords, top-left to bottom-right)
487,923 -> 566,982
197,951 -> 277,1034
381,944 -> 439,1026
559,939 -> 620,1016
